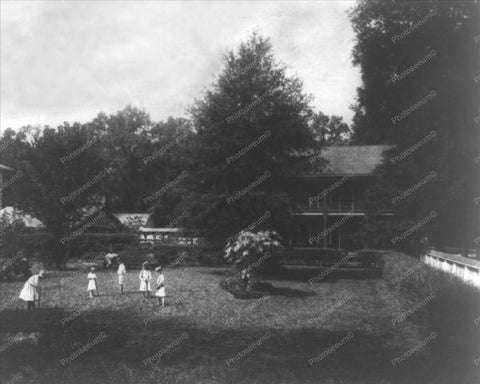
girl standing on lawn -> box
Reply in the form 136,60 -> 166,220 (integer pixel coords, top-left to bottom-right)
139,262 -> 152,298
154,266 -> 166,307
117,258 -> 126,294
19,270 -> 44,310
87,267 -> 98,298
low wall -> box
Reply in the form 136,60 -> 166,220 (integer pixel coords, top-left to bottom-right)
424,250 -> 480,288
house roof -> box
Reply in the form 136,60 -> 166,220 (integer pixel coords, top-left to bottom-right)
114,213 -> 150,228
0,164 -> 13,172
306,145 -> 392,177
75,208 -> 124,231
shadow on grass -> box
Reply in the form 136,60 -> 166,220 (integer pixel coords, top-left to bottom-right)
204,266 -> 382,283
261,266 -> 383,282
0,307 -> 65,333
252,282 -> 316,298
219,279 -> 316,299
1,306 -> 478,384
204,269 -> 231,277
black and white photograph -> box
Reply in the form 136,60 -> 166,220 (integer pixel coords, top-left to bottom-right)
0,1 -> 479,383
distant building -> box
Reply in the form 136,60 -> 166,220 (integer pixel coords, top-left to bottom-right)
288,145 -> 392,249
114,213 -> 151,231
0,207 -> 45,229
0,164 -> 13,209
75,208 -> 125,233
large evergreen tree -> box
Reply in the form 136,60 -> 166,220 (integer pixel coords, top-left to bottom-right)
183,33 -> 318,242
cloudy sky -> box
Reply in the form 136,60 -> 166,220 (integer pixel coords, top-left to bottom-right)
1,0 -> 360,132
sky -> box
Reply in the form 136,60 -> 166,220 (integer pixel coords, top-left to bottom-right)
0,0 -> 360,132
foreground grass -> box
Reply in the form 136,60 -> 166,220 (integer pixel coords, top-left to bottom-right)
0,252 -> 478,384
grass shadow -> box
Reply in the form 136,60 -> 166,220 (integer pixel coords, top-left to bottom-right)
1,299 -> 477,384
253,282 -> 316,298
261,266 -> 383,282
0,308 -> 65,334
1,309 -> 469,384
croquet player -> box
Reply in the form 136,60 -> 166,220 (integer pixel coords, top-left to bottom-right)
117,257 -> 126,294
19,270 -> 44,310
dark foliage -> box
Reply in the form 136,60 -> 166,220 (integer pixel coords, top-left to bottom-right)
349,0 -> 480,251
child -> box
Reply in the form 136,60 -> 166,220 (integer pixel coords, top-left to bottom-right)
19,270 -> 44,310
154,266 -> 166,307
139,262 -> 152,298
87,267 -> 98,298
104,251 -> 118,269
19,257 -> 31,279
117,258 -> 126,294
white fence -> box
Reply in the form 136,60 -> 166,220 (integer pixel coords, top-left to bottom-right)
424,250 -> 480,288
138,227 -> 199,245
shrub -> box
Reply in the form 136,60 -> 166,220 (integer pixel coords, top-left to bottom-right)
2,230 -> 140,266
401,268 -> 479,361
222,230 -> 283,297
2,231 -> 57,266
282,247 -> 348,266
67,233 -> 139,257
224,230 -> 283,273
103,243 -> 225,268
0,250 -> 30,282
386,254 -> 480,370
3,229 -> 227,268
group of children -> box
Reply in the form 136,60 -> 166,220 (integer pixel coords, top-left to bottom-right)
85,259 -> 166,306
19,259 -> 166,310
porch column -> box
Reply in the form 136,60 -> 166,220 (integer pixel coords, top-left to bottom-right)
322,195 -> 328,248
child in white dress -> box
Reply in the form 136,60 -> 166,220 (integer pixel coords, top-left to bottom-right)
87,267 -> 98,297
117,258 -> 126,294
19,270 -> 44,310
154,266 -> 166,307
139,262 -> 152,298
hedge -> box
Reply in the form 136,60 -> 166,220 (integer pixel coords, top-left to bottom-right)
115,243 -> 225,267
1,231 -> 57,264
1,231 -> 139,264
1,229 -> 229,267
384,252 -> 480,377
67,232 -> 139,258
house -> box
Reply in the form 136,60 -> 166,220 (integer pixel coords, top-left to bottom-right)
0,164 -> 13,209
74,210 -> 158,233
287,145 -> 392,249
138,227 -> 198,245
75,208 -> 125,233
137,212 -> 197,244
114,213 -> 151,231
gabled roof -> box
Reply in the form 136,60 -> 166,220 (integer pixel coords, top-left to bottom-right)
145,215 -> 156,228
114,213 -> 150,228
306,145 -> 392,177
74,208 -> 124,231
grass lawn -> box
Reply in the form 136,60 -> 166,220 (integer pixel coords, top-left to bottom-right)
0,251 -> 478,384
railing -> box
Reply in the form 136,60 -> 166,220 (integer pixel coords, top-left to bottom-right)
423,250 -> 480,288
138,227 -> 199,245
300,200 -> 364,213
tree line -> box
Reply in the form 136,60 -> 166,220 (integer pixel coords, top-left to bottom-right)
349,0 -> 479,252
0,33 -> 348,261
1,0 -> 478,261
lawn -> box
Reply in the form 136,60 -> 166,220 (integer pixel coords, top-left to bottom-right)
0,251 -> 478,384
